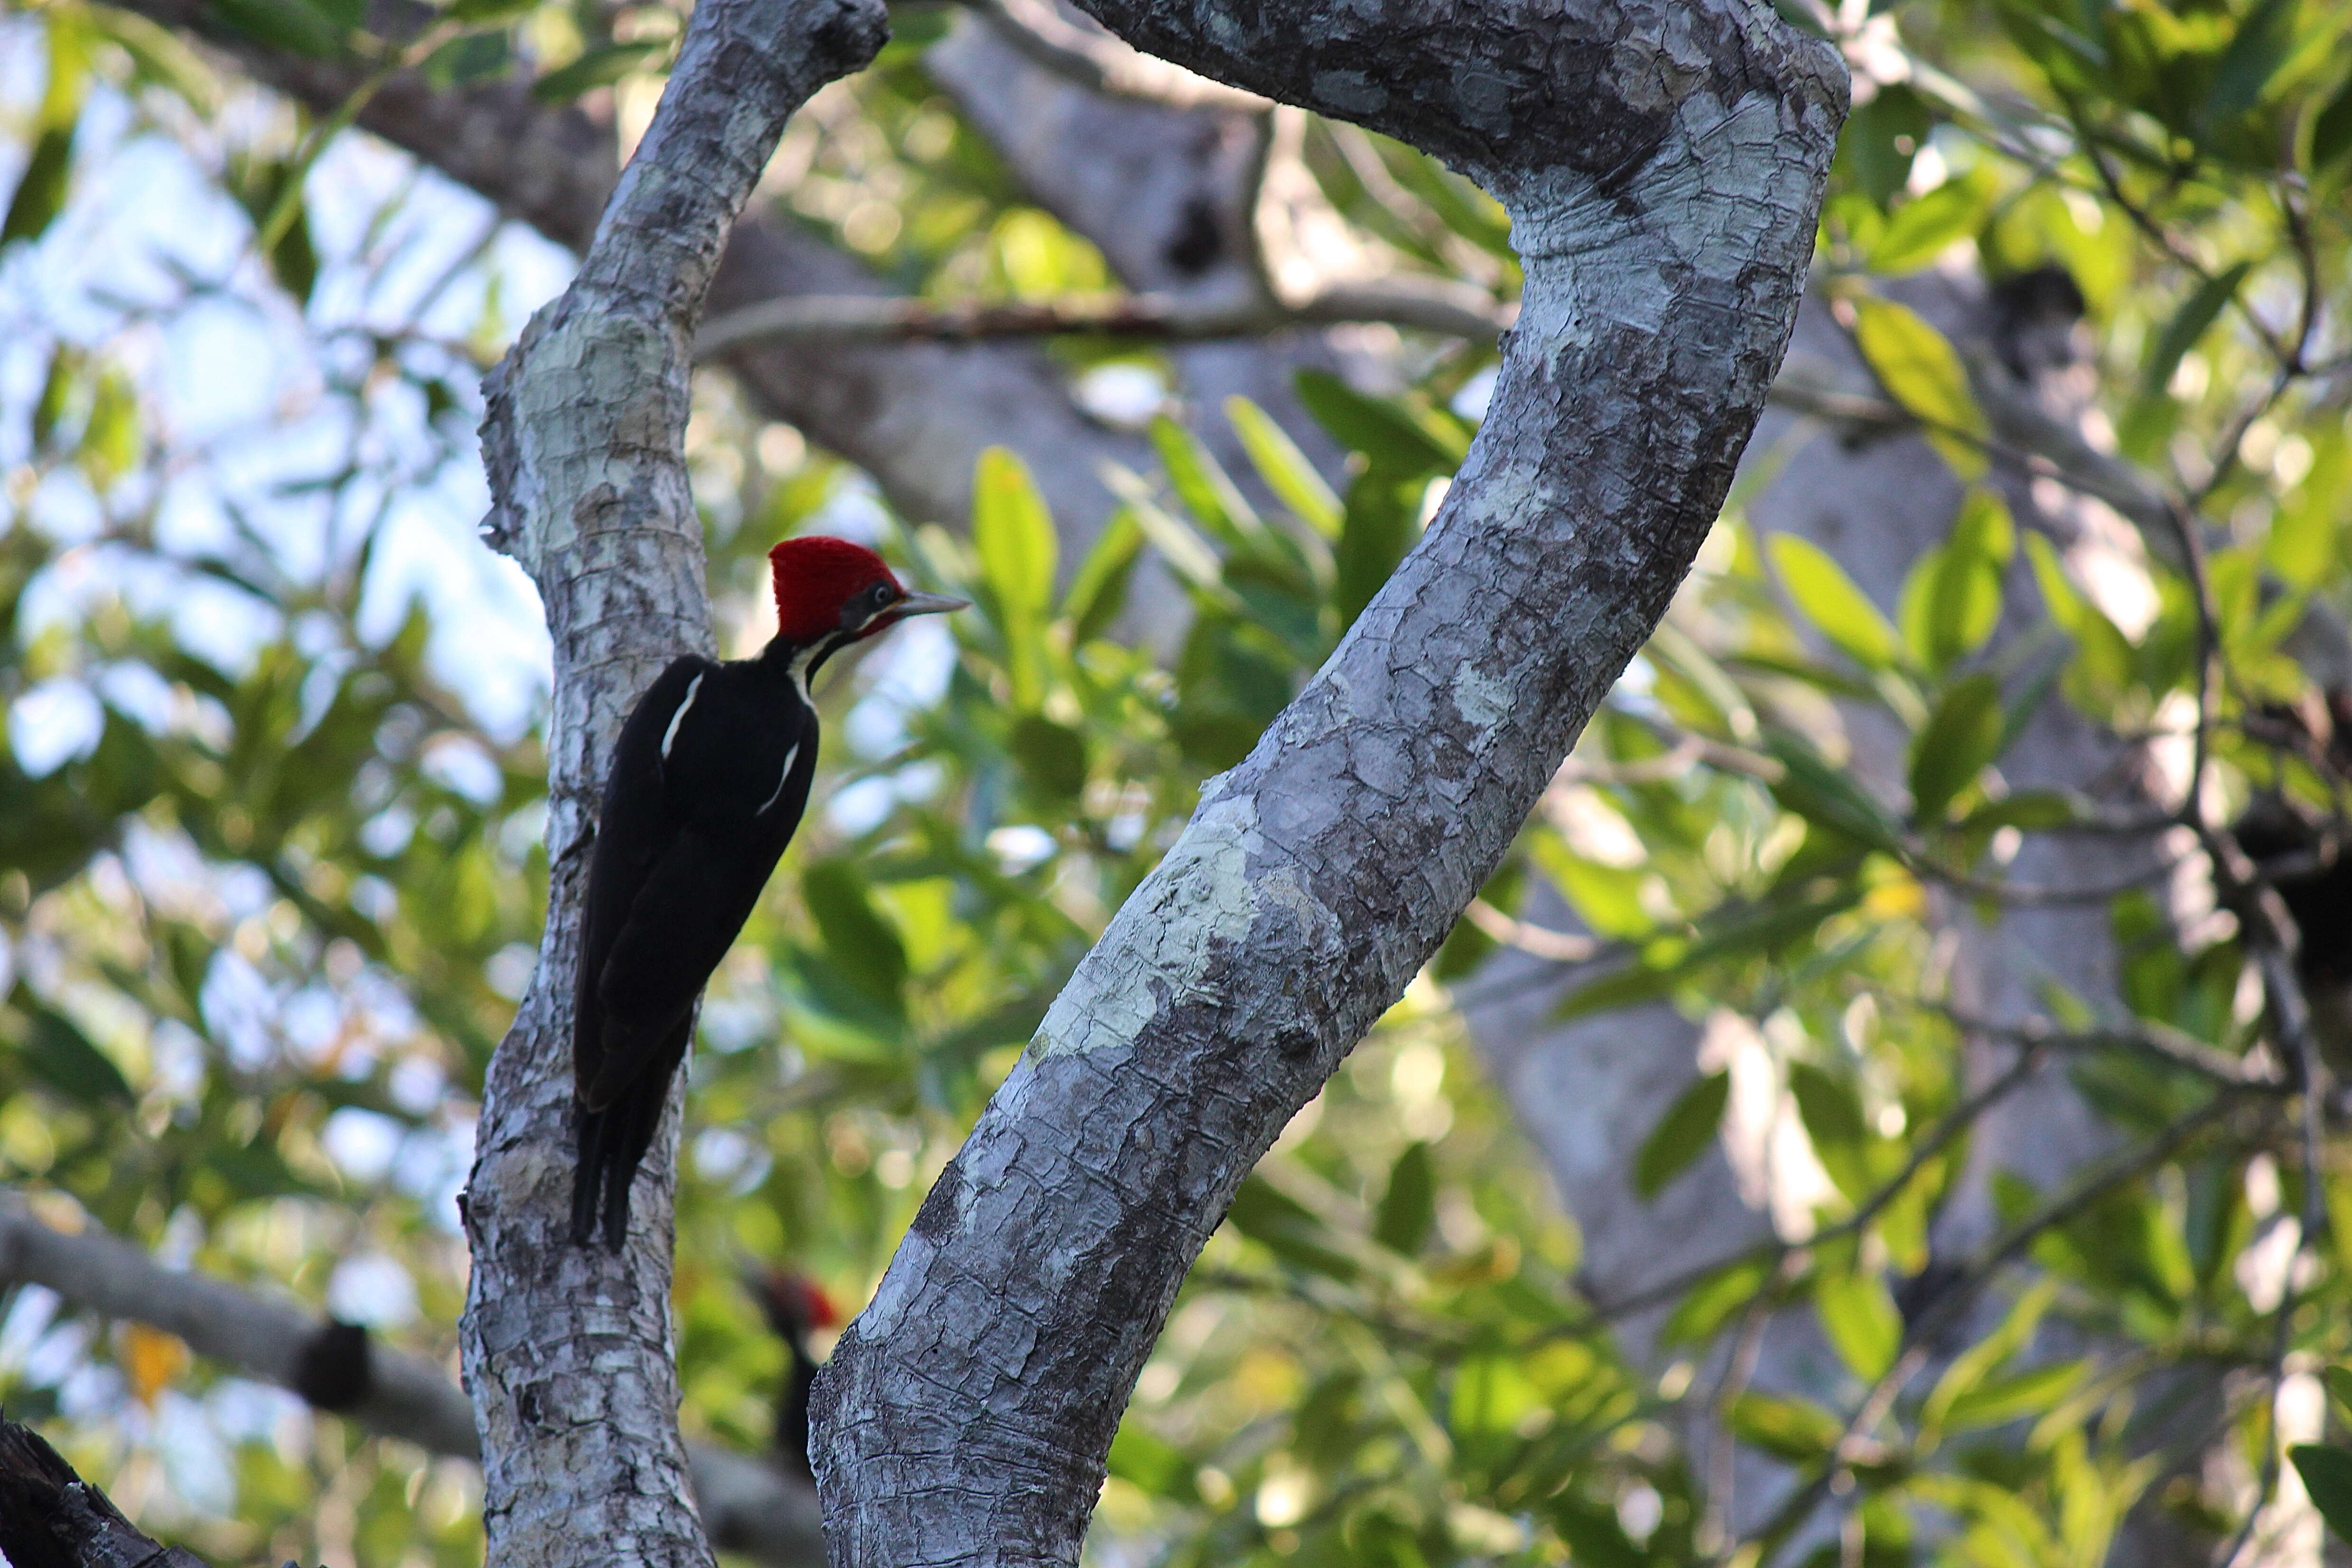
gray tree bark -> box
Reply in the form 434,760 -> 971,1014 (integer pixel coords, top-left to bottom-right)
450,1 -> 882,1566
808,0 -> 1846,1559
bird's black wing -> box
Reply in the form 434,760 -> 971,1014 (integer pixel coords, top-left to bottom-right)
569,653 -> 714,1244
582,675 -> 817,1111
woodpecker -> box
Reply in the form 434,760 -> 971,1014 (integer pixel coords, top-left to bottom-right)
570,537 -> 965,1248
750,1267 -> 840,1478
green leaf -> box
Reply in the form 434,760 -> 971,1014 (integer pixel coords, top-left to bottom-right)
1008,713 -> 1086,800
11,1002 -> 134,1107
1663,1256 -> 1775,1346
1293,368 -> 1464,475
2312,73 -> 2352,171
1958,790 -> 2079,833
1921,1281 -> 2053,1439
1061,509 -> 1143,645
1335,470 -> 1423,628
1108,1421 -> 1196,1501
1550,1497 -> 1646,1568
2139,262 -> 2249,400
1763,725 -> 1905,852
30,344 -> 78,449
1225,1176 -> 1358,1279
2292,1447 -> 2352,1544
1726,1392 -> 1843,1461
1149,415 -> 1260,547
1850,296 -> 1988,478
1,19 -> 89,249
1,130 -> 74,250
1898,488 -> 2014,673
208,0 -> 347,56
1868,177 -> 1989,274
1633,1070 -> 1730,1198
2206,0 -> 2298,125
445,0 -> 538,21
1816,1269 -> 1903,1381
1835,84 -> 1931,206
1769,534 -> 1903,671
2327,1366 -> 2352,1422
531,40 -> 667,102
1374,1140 -> 1437,1254
1789,1061 -> 1870,1199
1943,1360 -> 2083,1430
1908,672 -> 2006,821
972,447 -> 1057,708
801,859 -> 909,1021
78,370 -> 140,493
1225,395 -> 1340,538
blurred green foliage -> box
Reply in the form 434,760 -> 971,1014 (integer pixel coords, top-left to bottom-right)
2,0 -> 2351,1560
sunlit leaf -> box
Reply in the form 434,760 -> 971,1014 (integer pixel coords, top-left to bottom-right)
1769,534 -> 1903,672
1816,1269 -> 1903,1381
1726,1392 -> 1842,1461
1850,296 -> 1988,478
972,447 -> 1057,708
1226,395 -> 1340,538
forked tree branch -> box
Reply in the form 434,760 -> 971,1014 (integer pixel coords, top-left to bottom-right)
456,0 -> 882,1565
808,0 -> 1847,1561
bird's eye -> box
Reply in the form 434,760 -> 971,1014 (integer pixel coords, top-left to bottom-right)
872,584 -> 894,606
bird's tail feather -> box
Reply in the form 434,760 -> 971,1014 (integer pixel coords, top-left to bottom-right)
569,1102 -> 611,1246
569,1017 -> 693,1250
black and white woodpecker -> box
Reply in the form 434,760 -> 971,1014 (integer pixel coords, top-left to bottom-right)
570,536 -> 965,1248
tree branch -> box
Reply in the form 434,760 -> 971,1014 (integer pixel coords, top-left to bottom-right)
809,0 -> 1848,1561
454,0 -> 882,1565
955,0 -> 1262,108
691,278 -> 1511,354
0,1195 -> 826,1568
0,1417 -> 208,1568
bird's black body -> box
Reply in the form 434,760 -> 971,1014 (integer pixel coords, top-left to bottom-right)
567,536 -> 963,1250
570,641 -> 820,1248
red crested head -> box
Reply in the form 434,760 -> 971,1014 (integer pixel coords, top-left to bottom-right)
769,536 -> 899,645
767,536 -> 968,648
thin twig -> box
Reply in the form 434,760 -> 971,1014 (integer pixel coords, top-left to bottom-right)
692,280 -> 1512,357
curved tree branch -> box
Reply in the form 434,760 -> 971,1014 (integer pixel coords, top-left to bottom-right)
809,0 -> 1847,1560
453,0 -> 882,1566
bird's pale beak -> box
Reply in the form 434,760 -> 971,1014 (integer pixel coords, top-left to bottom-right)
894,590 -> 970,617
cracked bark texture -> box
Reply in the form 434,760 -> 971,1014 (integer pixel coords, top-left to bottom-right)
451,1 -> 881,1566
809,0 -> 1846,1560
